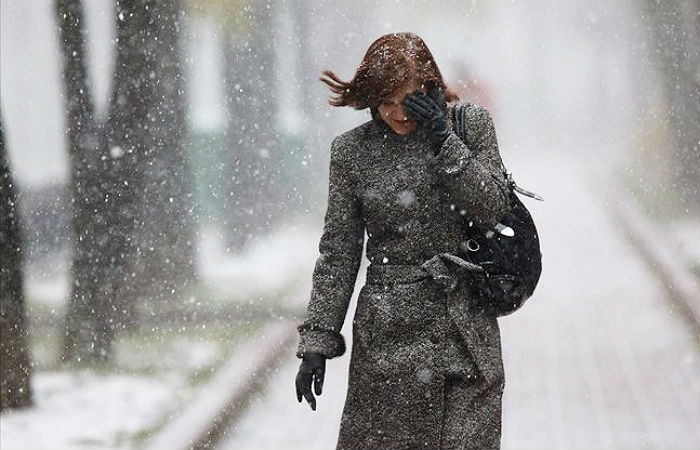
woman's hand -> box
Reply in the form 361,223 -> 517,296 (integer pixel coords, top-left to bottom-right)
402,84 -> 450,149
295,351 -> 326,411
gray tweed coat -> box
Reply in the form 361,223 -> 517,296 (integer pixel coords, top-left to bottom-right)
296,102 -> 510,449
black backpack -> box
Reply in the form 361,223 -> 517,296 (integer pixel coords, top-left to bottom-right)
451,103 -> 543,316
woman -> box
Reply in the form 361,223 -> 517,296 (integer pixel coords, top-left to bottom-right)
294,32 -> 510,450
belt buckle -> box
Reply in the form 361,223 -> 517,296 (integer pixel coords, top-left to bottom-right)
420,254 -> 459,292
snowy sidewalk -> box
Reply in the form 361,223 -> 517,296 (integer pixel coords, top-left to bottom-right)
498,155 -> 700,449
216,154 -> 700,450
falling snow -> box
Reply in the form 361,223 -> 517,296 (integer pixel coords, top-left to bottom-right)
0,0 -> 698,449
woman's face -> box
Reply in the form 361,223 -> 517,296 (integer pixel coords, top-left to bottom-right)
378,79 -> 425,135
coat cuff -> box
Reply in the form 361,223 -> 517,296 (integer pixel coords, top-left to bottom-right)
295,323 -> 346,359
431,132 -> 474,170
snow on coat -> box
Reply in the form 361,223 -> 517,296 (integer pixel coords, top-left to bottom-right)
296,102 -> 510,449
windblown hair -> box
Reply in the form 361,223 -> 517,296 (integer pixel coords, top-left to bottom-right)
320,32 -> 459,110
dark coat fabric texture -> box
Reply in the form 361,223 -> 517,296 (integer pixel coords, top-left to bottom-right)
296,102 -> 510,450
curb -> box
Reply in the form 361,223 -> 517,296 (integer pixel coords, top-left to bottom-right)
143,320 -> 298,450
593,176 -> 700,331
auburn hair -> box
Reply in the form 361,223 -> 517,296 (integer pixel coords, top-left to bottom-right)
320,32 -> 459,110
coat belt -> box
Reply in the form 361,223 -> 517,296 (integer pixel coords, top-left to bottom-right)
366,264 -> 430,285
366,253 -> 483,292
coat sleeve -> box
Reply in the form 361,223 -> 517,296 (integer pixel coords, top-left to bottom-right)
429,104 -> 509,226
296,135 -> 365,360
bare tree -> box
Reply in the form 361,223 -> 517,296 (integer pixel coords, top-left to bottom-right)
286,0 -> 317,211
221,0 -> 281,251
56,0 -> 116,364
57,0 -> 195,364
642,0 -> 700,212
136,0 -> 196,310
0,111 -> 33,410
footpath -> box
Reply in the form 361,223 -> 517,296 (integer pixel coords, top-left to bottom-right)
215,153 -> 700,450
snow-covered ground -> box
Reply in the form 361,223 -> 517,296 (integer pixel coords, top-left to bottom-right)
24,219 -> 321,311
196,220 -> 320,309
1,372 -> 180,450
0,323 -> 247,450
1,218 -> 322,450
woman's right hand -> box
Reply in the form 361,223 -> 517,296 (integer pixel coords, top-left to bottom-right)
402,84 -> 450,149
295,351 -> 326,411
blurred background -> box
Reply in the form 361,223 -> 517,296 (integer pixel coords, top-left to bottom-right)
1,0 -> 698,449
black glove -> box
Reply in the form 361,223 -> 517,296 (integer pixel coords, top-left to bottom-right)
402,83 -> 449,149
295,351 -> 326,411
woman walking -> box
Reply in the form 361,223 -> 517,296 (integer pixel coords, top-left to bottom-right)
295,32 -> 510,449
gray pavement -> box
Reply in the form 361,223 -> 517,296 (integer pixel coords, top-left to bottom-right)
216,155 -> 700,450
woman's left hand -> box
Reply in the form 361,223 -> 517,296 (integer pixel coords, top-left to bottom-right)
295,351 -> 326,411
402,85 -> 450,148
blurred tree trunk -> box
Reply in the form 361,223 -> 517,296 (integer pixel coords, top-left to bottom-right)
289,0 -> 316,211
98,0 -> 156,331
221,0 -> 280,251
643,0 -> 700,213
0,113 -> 33,410
137,0 -> 196,310
56,0 -> 117,364
58,0 -> 197,365
291,0 -> 314,121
